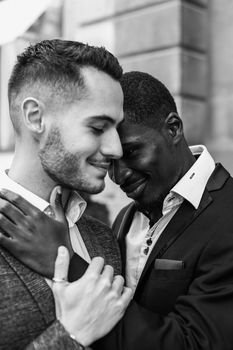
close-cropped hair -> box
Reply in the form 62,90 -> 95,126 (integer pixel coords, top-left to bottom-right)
120,71 -> 178,129
8,39 -> 123,105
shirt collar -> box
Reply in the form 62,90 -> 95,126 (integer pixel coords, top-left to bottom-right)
0,169 -> 86,224
50,186 -> 87,224
171,145 -> 215,209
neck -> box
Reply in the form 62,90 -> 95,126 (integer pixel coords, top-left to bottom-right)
181,145 -> 196,176
139,202 -> 163,225
8,146 -> 56,202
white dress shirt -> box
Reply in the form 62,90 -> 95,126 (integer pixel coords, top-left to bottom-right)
125,145 -> 215,293
0,169 -> 90,267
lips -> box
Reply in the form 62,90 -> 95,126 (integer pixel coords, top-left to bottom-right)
88,161 -> 111,173
121,177 -> 147,199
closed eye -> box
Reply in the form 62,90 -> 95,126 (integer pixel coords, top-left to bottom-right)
123,148 -> 137,158
91,127 -> 105,135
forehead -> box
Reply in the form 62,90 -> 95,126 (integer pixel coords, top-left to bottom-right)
81,67 -> 123,121
57,67 -> 124,125
118,120 -> 161,144
82,67 -> 122,101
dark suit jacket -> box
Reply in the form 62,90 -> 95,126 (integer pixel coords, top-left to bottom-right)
95,164 -> 233,350
0,214 -> 121,350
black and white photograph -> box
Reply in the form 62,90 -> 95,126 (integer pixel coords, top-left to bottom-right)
0,1 -> 233,349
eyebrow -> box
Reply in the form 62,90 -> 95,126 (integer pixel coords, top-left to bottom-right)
86,115 -> 118,125
121,139 -> 142,148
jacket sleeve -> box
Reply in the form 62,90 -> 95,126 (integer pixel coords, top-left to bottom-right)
93,227 -> 233,350
25,320 -> 89,350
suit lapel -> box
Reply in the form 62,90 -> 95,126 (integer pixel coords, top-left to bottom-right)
135,164 -> 230,293
135,189 -> 213,294
115,202 -> 136,277
0,248 -> 55,325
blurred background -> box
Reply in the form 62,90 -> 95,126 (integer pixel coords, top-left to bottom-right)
0,0 -> 232,224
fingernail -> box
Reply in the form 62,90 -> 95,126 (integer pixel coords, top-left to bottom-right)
57,187 -> 62,195
58,246 -> 66,255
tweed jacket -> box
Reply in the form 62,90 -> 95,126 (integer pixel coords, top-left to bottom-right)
0,214 -> 121,350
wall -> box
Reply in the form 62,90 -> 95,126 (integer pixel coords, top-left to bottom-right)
207,0 -> 233,173
74,0 -> 208,144
71,0 -> 210,220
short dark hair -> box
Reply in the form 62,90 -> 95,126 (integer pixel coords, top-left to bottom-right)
120,71 -> 178,128
8,39 -> 123,134
8,39 -> 123,104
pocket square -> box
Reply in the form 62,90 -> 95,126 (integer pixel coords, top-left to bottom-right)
154,259 -> 184,270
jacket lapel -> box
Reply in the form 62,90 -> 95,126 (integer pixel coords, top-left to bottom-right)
114,202 -> 136,277
0,248 -> 55,325
135,163 -> 229,293
136,193 -> 212,293
77,218 -> 98,259
77,215 -> 122,274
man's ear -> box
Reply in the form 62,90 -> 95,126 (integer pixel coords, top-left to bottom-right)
164,112 -> 183,144
21,97 -> 45,135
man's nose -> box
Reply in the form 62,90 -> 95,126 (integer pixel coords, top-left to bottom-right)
101,130 -> 123,160
109,159 -> 132,185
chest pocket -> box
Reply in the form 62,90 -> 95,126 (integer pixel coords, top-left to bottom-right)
136,267 -> 193,314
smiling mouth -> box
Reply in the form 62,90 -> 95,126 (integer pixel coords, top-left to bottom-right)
88,161 -> 110,172
121,178 -> 147,199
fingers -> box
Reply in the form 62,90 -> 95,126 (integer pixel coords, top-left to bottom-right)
53,246 -> 70,320
50,187 -> 66,223
112,275 -> 125,295
121,286 -> 133,306
0,198 -> 26,226
0,231 -> 14,250
86,257 -> 105,275
0,189 -> 38,216
102,264 -> 114,283
0,212 -> 17,237
54,246 -> 70,281
86,259 -> 126,295
112,275 -> 132,307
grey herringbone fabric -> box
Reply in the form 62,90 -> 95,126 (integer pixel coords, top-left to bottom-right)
25,321 -> 81,350
0,214 -> 121,350
78,214 -> 122,275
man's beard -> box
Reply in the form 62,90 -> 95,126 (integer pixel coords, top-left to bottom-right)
38,127 -> 104,194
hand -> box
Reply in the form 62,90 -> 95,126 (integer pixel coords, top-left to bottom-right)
0,188 -> 72,278
53,246 -> 132,347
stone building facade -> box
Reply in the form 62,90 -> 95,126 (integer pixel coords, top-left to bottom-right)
0,0 -> 233,222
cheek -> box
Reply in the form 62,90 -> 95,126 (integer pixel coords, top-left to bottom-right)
140,145 -> 160,167
139,153 -> 159,171
63,133 -> 99,156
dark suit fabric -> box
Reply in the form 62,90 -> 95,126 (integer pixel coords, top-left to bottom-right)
95,164 -> 233,350
0,214 -> 121,350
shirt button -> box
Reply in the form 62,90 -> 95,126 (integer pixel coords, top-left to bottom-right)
146,238 -> 152,246
143,247 -> 149,255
